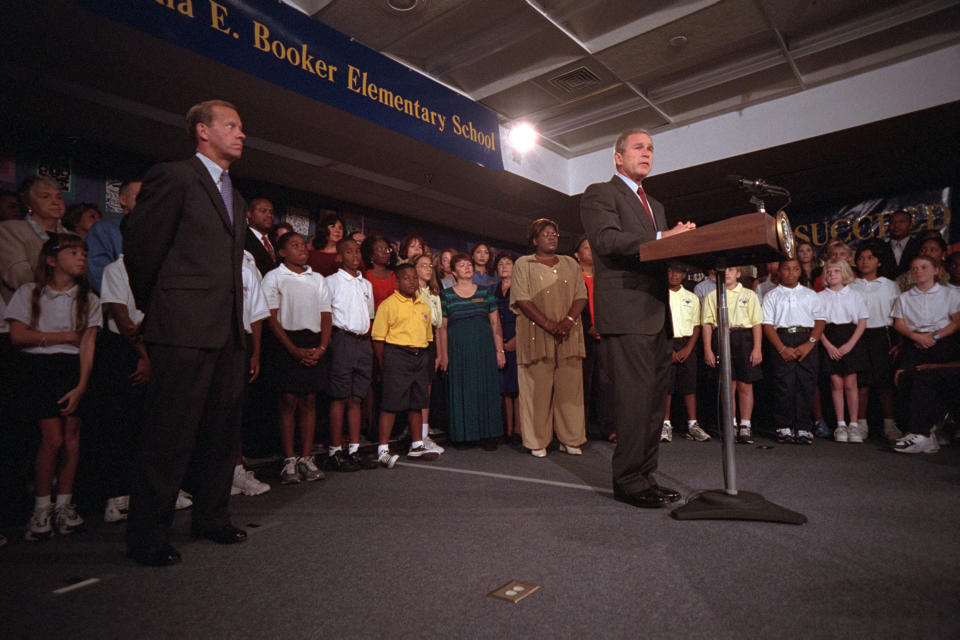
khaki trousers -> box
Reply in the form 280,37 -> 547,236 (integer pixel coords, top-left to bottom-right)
518,355 -> 586,450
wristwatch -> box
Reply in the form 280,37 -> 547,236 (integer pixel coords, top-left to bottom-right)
808,337 -> 817,344
933,332 -> 941,341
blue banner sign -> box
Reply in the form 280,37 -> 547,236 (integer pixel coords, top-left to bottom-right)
80,0 -> 503,170
789,188 -> 952,249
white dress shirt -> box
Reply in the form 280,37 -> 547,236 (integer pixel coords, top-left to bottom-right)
241,251 -> 270,334
850,277 -> 899,328
326,268 -> 375,334
817,285 -> 869,325
100,255 -> 144,335
891,283 -> 960,333
261,263 -> 332,333
761,283 -> 825,328
5,283 -> 102,354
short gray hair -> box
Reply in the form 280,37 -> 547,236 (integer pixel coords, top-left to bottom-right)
614,128 -> 651,154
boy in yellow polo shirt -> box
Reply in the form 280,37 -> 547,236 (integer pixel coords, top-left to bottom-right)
662,264 -> 709,443
702,266 -> 764,444
371,264 -> 438,465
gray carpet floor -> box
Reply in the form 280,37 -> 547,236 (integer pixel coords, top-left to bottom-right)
2,436 -> 959,639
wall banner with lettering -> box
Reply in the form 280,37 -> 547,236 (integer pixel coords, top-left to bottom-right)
789,187 -> 952,252
80,0 -> 503,171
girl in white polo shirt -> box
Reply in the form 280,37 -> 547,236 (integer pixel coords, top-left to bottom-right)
890,254 -> 960,453
5,234 -> 101,541
261,233 -> 332,485
818,258 -> 869,443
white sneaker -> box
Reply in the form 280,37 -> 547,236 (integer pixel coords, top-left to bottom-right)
25,505 -> 54,541
104,496 -> 129,523
175,490 -> 193,510
834,425 -> 848,443
281,457 -> 301,484
558,443 -> 582,455
847,423 -> 863,444
407,445 -> 440,461
378,450 -> 399,469
232,467 -> 271,496
53,503 -> 84,535
660,422 -> 673,442
883,422 -> 903,441
530,448 -> 547,458
684,423 -> 711,442
423,436 -> 445,454
893,432 -> 940,454
297,456 -> 325,482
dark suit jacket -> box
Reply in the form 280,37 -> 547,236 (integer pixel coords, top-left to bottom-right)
580,175 -> 668,335
244,228 -> 276,276
123,156 -> 246,349
880,235 -> 922,278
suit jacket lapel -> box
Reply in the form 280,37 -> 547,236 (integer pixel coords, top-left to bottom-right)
190,156 -> 234,234
610,176 -> 656,233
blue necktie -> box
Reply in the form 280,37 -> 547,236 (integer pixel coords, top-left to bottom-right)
220,170 -> 233,224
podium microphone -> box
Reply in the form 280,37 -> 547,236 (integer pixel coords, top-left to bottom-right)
725,175 -> 790,197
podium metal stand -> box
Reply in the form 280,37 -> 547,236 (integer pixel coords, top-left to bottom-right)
639,212 -> 806,524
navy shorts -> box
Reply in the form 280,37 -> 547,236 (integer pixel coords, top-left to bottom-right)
327,329 -> 373,400
380,343 -> 431,412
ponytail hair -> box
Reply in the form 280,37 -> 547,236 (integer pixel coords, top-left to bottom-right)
31,233 -> 90,330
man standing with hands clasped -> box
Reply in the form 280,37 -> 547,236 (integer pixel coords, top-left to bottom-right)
580,128 -> 696,509
123,100 -> 250,565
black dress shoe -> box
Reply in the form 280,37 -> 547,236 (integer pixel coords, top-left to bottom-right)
127,543 -> 182,567
192,524 -> 247,544
613,487 -> 670,509
654,485 -> 682,502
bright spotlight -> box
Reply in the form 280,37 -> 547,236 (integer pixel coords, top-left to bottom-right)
507,123 -> 538,153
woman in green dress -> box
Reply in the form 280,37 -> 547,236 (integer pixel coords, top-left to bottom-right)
439,253 -> 506,448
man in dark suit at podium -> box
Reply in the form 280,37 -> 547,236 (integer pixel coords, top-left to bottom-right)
580,128 -> 696,509
244,198 -> 277,275
123,99 -> 250,565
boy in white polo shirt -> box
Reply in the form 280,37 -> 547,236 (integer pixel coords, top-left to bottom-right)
325,238 -> 379,472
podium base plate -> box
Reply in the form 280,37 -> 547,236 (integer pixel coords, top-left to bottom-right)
670,490 -> 806,524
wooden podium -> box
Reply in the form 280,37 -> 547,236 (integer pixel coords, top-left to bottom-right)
640,211 -> 805,524
638,211 -> 785,268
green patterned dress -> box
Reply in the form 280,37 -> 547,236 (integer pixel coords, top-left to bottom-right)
441,285 -> 503,442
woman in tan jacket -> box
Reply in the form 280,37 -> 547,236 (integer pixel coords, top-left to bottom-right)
510,218 -> 588,458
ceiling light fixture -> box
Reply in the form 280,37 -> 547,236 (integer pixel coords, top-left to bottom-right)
507,122 -> 538,153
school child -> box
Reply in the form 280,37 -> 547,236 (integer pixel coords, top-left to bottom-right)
371,264 -> 437,466
325,238 -> 377,472
662,264 -> 709,442
414,253 -> 445,454
5,234 -> 101,540
232,249 -> 271,495
895,236 -> 949,292
818,259 -> 870,443
850,241 -> 902,441
762,258 -> 825,444
702,265 -> 763,444
889,255 -> 960,453
261,233 -> 331,484
946,252 -> 960,290
91,254 -> 150,522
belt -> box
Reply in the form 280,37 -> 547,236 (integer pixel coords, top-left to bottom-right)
334,327 -> 367,339
386,343 -> 428,356
778,326 -> 811,334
